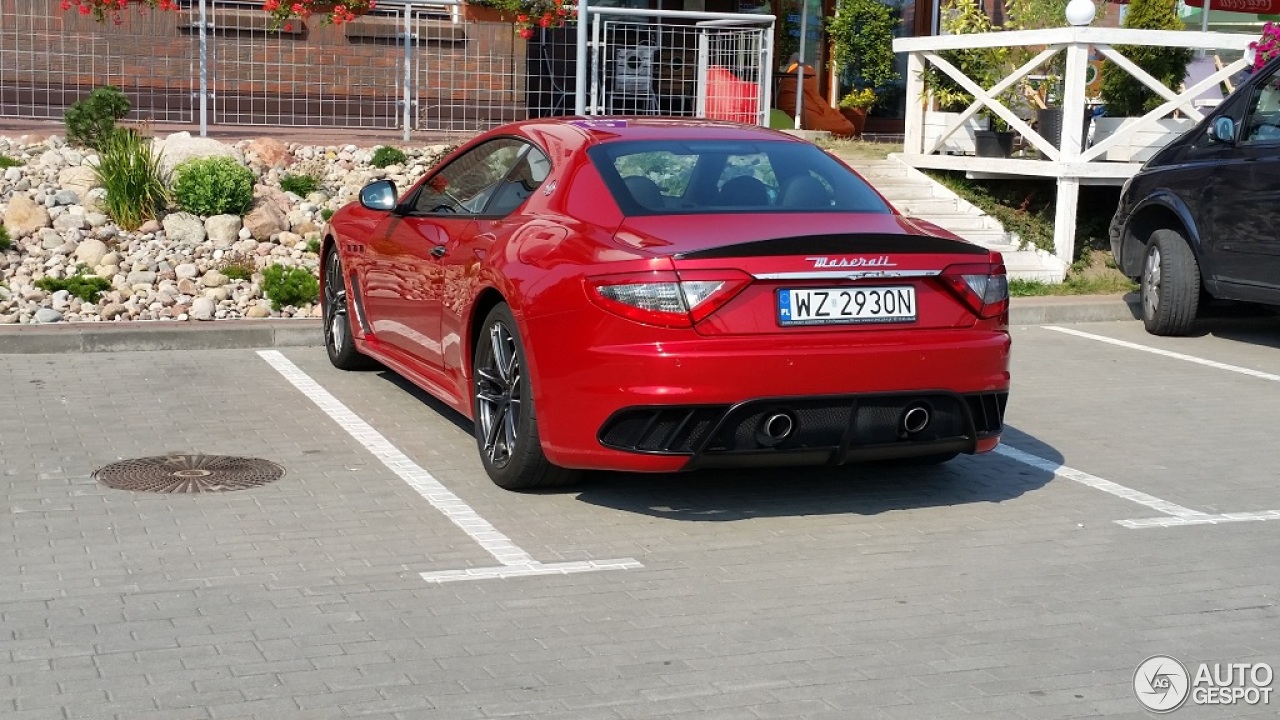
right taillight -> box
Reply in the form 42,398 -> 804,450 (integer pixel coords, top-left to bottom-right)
940,261 -> 1008,319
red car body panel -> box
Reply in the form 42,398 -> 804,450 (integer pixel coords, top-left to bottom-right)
324,118 -> 1011,473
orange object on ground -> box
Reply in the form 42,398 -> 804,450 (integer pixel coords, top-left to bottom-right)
704,66 -> 760,124
775,63 -> 854,137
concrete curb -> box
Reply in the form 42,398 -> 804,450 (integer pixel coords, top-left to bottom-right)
1009,293 -> 1140,326
0,296 -> 1141,354
0,319 -> 323,354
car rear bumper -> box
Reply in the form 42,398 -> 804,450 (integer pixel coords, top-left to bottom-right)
524,320 -> 1010,472
598,390 -> 1006,470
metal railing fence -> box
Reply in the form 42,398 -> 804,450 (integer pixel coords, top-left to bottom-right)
0,0 -> 774,137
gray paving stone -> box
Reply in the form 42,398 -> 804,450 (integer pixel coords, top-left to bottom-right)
2,325 -> 1280,719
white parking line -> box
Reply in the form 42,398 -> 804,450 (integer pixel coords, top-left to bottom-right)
1043,326 -> 1280,382
1118,511 -> 1280,529
994,445 -> 1208,519
999,444 -> 1280,529
1010,330 -> 1280,528
258,350 -> 642,582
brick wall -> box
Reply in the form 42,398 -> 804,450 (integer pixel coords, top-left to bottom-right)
0,0 -> 533,131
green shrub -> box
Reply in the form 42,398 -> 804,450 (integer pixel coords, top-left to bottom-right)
1099,0 -> 1192,116
216,252 -> 255,281
306,238 -> 321,254
64,86 -> 131,150
93,128 -> 169,231
320,208 -> 334,221
0,155 -> 23,169
0,223 -> 10,252
172,157 -> 255,217
279,173 -> 319,196
371,146 -> 408,168
35,269 -> 112,303
261,264 -> 319,310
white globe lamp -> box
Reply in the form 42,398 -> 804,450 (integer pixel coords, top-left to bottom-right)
1065,0 -> 1096,26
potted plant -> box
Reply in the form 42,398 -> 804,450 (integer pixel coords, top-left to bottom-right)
61,0 -> 375,29
1093,0 -> 1194,161
262,0 -> 378,30
826,0 -> 898,120
463,0 -> 575,38
918,0 -> 1007,155
60,0 -> 178,23
974,95 -> 1019,157
838,88 -> 877,138
462,0 -> 520,24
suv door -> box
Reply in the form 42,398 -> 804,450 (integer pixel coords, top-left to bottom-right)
1211,70 -> 1280,290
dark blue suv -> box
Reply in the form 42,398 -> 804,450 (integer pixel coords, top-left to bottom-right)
1110,56 -> 1280,335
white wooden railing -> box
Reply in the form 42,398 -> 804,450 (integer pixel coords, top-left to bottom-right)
893,27 -> 1256,268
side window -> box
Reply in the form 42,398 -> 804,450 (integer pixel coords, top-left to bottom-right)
1242,74 -> 1280,145
482,145 -> 552,217
412,139 -> 524,215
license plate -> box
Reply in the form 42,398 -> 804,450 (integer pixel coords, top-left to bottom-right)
777,286 -> 916,326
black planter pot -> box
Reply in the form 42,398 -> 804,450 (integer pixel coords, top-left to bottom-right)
1035,107 -> 1093,158
974,130 -> 1015,158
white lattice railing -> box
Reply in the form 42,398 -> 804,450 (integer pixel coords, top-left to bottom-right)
893,26 -> 1256,269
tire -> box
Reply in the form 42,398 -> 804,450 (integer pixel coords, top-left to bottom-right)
472,304 -> 578,490
1141,228 -> 1200,337
322,248 -> 375,370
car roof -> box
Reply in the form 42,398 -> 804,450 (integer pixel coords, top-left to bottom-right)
505,117 -> 806,148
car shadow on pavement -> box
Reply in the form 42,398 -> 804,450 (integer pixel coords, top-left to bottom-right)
377,370 -> 476,435
568,426 -> 1061,522
1188,308 -> 1280,348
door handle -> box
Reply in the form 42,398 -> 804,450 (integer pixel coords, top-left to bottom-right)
431,245 -> 447,258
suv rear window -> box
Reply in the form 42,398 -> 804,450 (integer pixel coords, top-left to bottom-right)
588,139 -> 891,216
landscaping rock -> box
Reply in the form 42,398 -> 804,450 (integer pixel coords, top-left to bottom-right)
152,132 -> 245,178
74,238 -> 109,267
34,307 -> 63,324
162,212 -> 206,245
205,214 -> 241,248
4,193 -> 50,236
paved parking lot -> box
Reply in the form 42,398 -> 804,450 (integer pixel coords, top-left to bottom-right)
2,312 -> 1279,719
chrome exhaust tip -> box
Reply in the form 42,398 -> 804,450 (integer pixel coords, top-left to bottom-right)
900,404 -> 931,436
756,411 -> 796,446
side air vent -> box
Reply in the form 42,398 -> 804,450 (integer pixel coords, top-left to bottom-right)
599,407 -> 728,454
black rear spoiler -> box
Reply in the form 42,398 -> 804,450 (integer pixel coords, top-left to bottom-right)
674,233 -> 989,260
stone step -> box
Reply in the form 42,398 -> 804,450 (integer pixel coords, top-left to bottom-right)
1002,248 -> 1068,282
921,213 -> 1005,232
893,197 -> 965,215
837,152 -> 1068,282
869,182 -> 944,200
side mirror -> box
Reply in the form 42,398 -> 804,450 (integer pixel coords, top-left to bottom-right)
359,180 -> 398,211
1210,116 -> 1236,145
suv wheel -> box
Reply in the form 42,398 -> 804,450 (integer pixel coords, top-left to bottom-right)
1141,228 -> 1200,336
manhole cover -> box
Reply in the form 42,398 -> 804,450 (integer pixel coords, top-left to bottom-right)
93,454 -> 285,493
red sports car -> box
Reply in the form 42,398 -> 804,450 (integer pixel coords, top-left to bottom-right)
322,118 -> 1010,489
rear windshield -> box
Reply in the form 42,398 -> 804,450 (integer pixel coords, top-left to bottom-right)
587,139 -> 891,216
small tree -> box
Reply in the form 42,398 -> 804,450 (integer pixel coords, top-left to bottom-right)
827,0 -> 900,106
64,86 -> 130,150
1099,0 -> 1192,116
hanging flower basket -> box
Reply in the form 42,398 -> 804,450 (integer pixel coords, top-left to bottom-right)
262,0 -> 377,31
461,1 -> 517,24
59,0 -> 375,29
60,0 -> 178,24
461,0 -> 575,39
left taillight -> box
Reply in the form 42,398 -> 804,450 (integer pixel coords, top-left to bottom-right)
939,261 -> 1009,319
585,270 -> 752,328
